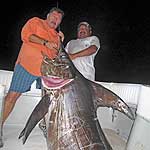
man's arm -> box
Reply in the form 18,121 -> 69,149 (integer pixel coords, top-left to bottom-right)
68,45 -> 97,60
29,34 -> 58,50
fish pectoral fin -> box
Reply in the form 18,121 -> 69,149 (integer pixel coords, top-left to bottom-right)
18,94 -> 51,144
89,81 -> 135,120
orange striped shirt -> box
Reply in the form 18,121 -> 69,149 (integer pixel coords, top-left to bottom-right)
16,17 -> 60,76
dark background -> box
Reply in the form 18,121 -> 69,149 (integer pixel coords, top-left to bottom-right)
0,0 -> 150,84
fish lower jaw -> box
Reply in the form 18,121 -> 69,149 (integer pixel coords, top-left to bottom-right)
42,76 -> 74,89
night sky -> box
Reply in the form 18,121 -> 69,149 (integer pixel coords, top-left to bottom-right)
0,0 -> 150,84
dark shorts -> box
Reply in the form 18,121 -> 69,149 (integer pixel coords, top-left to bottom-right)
9,64 -> 41,93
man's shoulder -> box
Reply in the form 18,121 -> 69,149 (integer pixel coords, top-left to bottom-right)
88,36 -> 100,48
28,17 -> 43,23
67,38 -> 77,44
89,35 -> 99,40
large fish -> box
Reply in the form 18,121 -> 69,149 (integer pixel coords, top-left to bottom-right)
19,44 -> 135,150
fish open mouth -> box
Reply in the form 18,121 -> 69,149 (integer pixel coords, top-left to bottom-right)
41,76 -> 74,89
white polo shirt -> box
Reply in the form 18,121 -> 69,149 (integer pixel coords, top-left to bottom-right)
65,36 -> 100,81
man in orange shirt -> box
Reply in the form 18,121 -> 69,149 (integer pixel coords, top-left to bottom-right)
0,7 -> 64,147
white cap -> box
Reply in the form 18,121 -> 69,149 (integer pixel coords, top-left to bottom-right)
78,21 -> 92,30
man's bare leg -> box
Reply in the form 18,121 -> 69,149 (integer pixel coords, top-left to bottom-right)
0,91 -> 21,148
2,91 -> 21,123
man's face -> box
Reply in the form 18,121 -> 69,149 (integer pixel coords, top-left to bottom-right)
47,11 -> 63,29
77,25 -> 91,39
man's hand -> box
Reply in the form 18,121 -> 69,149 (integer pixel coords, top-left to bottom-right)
58,31 -> 64,42
45,41 -> 58,50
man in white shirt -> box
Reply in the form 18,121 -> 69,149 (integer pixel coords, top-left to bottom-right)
65,21 -> 100,81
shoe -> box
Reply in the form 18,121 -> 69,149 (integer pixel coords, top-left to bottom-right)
38,122 -> 47,138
